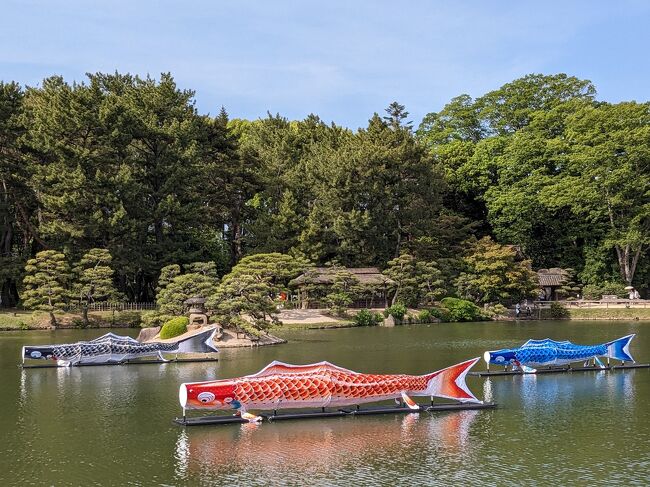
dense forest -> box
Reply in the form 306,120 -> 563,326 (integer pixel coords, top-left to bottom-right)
1,72 -> 648,307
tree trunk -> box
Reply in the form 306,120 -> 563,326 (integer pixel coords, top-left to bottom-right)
82,305 -> 89,328
49,311 -> 57,329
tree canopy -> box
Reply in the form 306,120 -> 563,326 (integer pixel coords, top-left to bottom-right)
1,70 -> 649,311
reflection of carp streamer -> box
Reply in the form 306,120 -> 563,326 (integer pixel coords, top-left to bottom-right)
180,359 -> 481,420
484,335 -> 635,372
174,411 -> 480,477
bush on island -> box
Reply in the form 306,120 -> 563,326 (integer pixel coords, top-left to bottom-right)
353,309 -> 383,326
160,316 -> 189,339
141,310 -> 175,328
440,297 -> 484,322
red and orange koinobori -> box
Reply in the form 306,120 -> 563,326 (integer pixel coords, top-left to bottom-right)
179,358 -> 481,421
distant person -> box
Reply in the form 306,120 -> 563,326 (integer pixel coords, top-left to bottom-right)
634,290 -> 641,300
525,305 -> 531,317
515,303 -> 521,318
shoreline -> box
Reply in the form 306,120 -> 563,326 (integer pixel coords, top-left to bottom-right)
3,307 -> 650,333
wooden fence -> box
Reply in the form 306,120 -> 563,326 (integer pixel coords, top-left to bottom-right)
65,302 -> 158,312
533,299 -> 650,309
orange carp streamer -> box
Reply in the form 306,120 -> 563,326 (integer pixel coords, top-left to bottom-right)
179,359 -> 481,412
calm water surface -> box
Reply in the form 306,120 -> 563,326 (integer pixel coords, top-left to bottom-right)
0,321 -> 648,485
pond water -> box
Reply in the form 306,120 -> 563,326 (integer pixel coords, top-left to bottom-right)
0,321 -> 648,485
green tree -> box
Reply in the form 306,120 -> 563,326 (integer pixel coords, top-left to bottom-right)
156,262 -> 219,315
22,250 -> 70,327
0,81 -> 37,307
324,267 -> 359,314
383,253 -> 445,307
207,253 -> 308,333
543,102 -> 650,285
71,248 -> 119,326
454,237 -> 537,304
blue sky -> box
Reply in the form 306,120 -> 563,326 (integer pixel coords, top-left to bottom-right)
1,1 -> 649,128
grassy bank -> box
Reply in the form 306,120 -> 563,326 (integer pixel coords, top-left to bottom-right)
0,310 -> 144,330
273,321 -> 355,330
563,308 -> 650,320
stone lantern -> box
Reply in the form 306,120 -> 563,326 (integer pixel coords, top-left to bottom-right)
184,297 -> 208,327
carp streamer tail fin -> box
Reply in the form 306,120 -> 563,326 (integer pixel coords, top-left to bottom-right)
425,357 -> 481,403
175,329 -> 219,354
606,334 -> 635,362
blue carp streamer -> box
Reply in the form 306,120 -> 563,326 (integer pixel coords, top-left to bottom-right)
484,335 -> 635,368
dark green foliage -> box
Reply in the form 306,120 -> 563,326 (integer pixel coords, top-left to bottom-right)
440,297 -> 484,322
548,302 -> 569,319
353,309 -> 383,327
160,316 -> 189,339
1,70 -> 649,309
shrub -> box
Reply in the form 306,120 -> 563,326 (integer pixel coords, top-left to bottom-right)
417,309 -> 436,323
483,303 -> 508,319
160,316 -> 189,339
428,307 -> 451,322
385,303 -> 407,321
113,311 -> 142,328
141,311 -> 174,328
353,309 -> 383,327
440,297 -> 484,322
582,281 -> 628,300
549,302 -> 569,319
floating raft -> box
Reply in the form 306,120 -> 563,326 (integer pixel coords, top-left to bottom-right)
174,401 -> 497,426
21,356 -> 219,369
470,363 -> 650,377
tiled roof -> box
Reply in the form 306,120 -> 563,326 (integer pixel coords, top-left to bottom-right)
291,267 -> 394,286
538,273 -> 564,287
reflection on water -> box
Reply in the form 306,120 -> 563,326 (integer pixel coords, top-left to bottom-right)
175,410 -> 481,484
1,323 -> 649,485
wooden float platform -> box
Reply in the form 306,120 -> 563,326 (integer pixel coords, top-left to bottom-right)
21,356 -> 219,369
174,401 -> 497,426
469,363 -> 650,377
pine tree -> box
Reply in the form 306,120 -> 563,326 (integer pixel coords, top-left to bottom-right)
72,248 -> 119,326
22,250 -> 70,327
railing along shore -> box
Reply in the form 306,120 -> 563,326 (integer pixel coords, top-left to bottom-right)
533,299 -> 650,309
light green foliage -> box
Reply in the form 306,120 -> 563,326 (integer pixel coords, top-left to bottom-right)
383,253 -> 445,307
353,309 -> 383,327
542,102 -> 650,285
156,261 -> 219,315
582,281 -> 628,300
385,303 -> 407,321
440,297 -> 484,322
455,237 -> 538,304
160,316 -> 189,339
21,250 -> 70,327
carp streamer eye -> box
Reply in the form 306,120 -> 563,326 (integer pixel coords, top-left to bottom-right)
197,392 -> 215,404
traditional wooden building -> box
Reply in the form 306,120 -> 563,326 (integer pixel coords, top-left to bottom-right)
290,267 -> 394,309
537,268 -> 567,301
